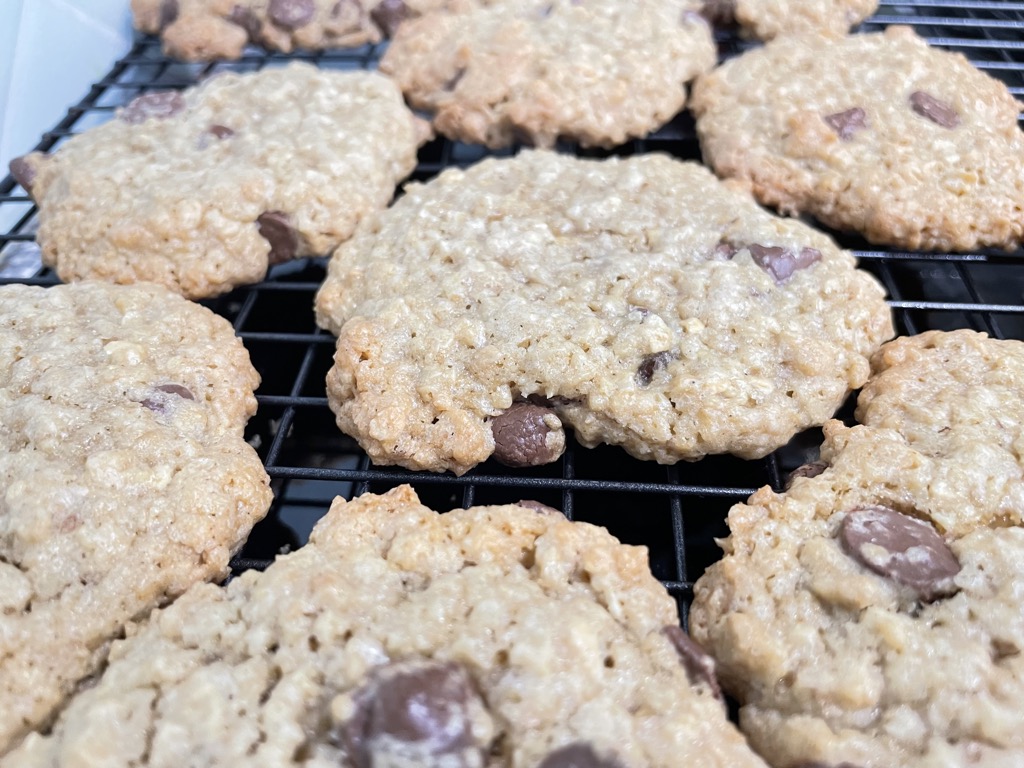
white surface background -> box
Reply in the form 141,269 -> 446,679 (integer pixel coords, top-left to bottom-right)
1,0 -> 133,173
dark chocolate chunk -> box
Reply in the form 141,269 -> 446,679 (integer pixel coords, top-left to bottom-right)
662,625 -> 722,700
8,156 -> 37,195
909,91 -> 960,129
140,383 -> 195,413
370,0 -> 409,37
784,461 -> 828,490
156,383 -> 195,400
515,500 -> 562,515
823,107 -> 867,140
711,241 -> 738,261
490,402 -> 563,468
229,5 -> 262,40
839,506 -> 961,602
342,663 -> 483,768
120,91 -> 186,125
159,0 -> 179,29
537,743 -> 626,768
747,244 -> 821,284
208,124 -> 235,140
636,351 -> 674,386
268,0 -> 315,29
257,211 -> 299,264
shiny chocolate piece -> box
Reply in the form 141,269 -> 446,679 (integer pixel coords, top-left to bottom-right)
839,505 -> 961,602
140,383 -> 195,414
909,91 -> 960,129
257,211 -> 299,264
8,156 -> 37,195
491,402 -> 565,467
155,383 -> 195,400
663,625 -> 723,700
268,0 -> 315,29
370,0 -> 409,37
747,244 -> 821,284
784,460 -> 829,490
823,107 -> 867,140
120,91 -> 186,125
537,743 -> 626,768
636,351 -> 674,386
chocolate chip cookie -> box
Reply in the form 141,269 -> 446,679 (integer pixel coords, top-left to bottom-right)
692,26 -> 1024,251
314,150 -> 893,474
702,0 -> 878,40
4,486 -> 767,768
380,0 -> 717,148
11,63 -> 427,299
0,282 -> 271,756
690,331 -> 1024,766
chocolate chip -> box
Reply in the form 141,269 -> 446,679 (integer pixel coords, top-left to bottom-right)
140,383 -> 195,413
268,0 -> 315,29
701,0 -> 736,25
515,500 -> 562,515
159,0 -> 179,28
257,211 -> 299,264
711,242 -> 738,261
636,351 -> 674,386
839,506 -> 961,602
157,383 -> 195,400
120,91 -> 185,125
342,663 -> 483,768
910,91 -> 960,129
8,156 -> 37,195
824,107 -> 867,140
208,124 -> 235,140
537,744 -> 626,768
490,403 -> 564,468
229,5 -> 262,40
747,244 -> 821,284
663,625 -> 722,700
370,0 -> 409,37
784,461 -> 828,490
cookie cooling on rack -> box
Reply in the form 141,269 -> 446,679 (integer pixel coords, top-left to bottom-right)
0,282 -> 271,756
3,486 -> 768,768
10,63 -> 427,299
315,150 -> 893,475
701,0 -> 879,39
692,26 -> 1024,252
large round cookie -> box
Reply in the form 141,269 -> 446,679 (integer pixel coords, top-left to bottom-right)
10,63 -> 427,299
702,0 -> 878,40
692,26 -> 1024,252
314,149 -> 893,475
0,282 -> 272,756
3,486 -> 767,768
690,417 -> 1024,767
380,0 -> 716,148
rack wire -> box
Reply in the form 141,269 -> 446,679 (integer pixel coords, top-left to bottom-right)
2,1 -> 1023,621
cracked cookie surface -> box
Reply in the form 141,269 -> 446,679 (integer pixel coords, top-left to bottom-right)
692,26 -> 1024,251
3,486 -> 766,768
315,150 -> 892,474
14,63 -> 427,299
0,282 -> 271,756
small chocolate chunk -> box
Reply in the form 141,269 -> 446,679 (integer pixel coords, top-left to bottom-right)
711,241 -> 738,261
268,0 -> 315,29
636,351 -> 674,386
120,91 -> 186,125
370,0 -> 409,37
537,743 -> 626,768
784,461 -> 828,490
701,0 -> 736,25
208,124 -> 235,140
159,0 -> 179,29
839,506 -> 961,602
8,156 -> 37,195
343,663 -> 483,768
823,107 -> 867,140
257,211 -> 299,264
516,500 -> 562,515
229,5 -> 262,40
490,402 -> 564,468
156,383 -> 195,400
140,383 -> 195,413
663,625 -> 722,700
748,244 -> 821,284
909,91 -> 960,129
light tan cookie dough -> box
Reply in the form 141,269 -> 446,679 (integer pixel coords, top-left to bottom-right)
0,282 -> 272,756
380,0 -> 716,148
3,486 -> 767,768
11,63 -> 427,299
692,26 -> 1024,252
315,150 -> 893,475
702,0 -> 878,40
691,417 -> 1024,767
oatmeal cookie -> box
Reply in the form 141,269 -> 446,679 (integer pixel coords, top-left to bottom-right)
315,150 -> 893,474
0,282 -> 271,755
702,0 -> 878,40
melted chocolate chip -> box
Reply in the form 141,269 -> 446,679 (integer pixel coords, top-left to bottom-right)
663,625 -> 722,700
370,0 -> 409,37
490,402 -> 564,468
8,156 -> 37,195
784,461 -> 828,490
839,506 -> 961,602
229,5 -> 262,40
120,91 -> 185,125
343,663 -> 483,768
909,91 -> 960,129
636,351 -> 674,386
159,0 -> 179,29
257,211 -> 299,264
515,500 -> 562,515
747,244 -> 821,284
268,0 -> 315,29
824,107 -> 867,140
537,743 -> 626,768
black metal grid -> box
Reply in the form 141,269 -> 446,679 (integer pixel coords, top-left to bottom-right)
2,1 -> 1024,622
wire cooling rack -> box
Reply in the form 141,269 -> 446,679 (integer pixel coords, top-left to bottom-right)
1,1 -> 1023,621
